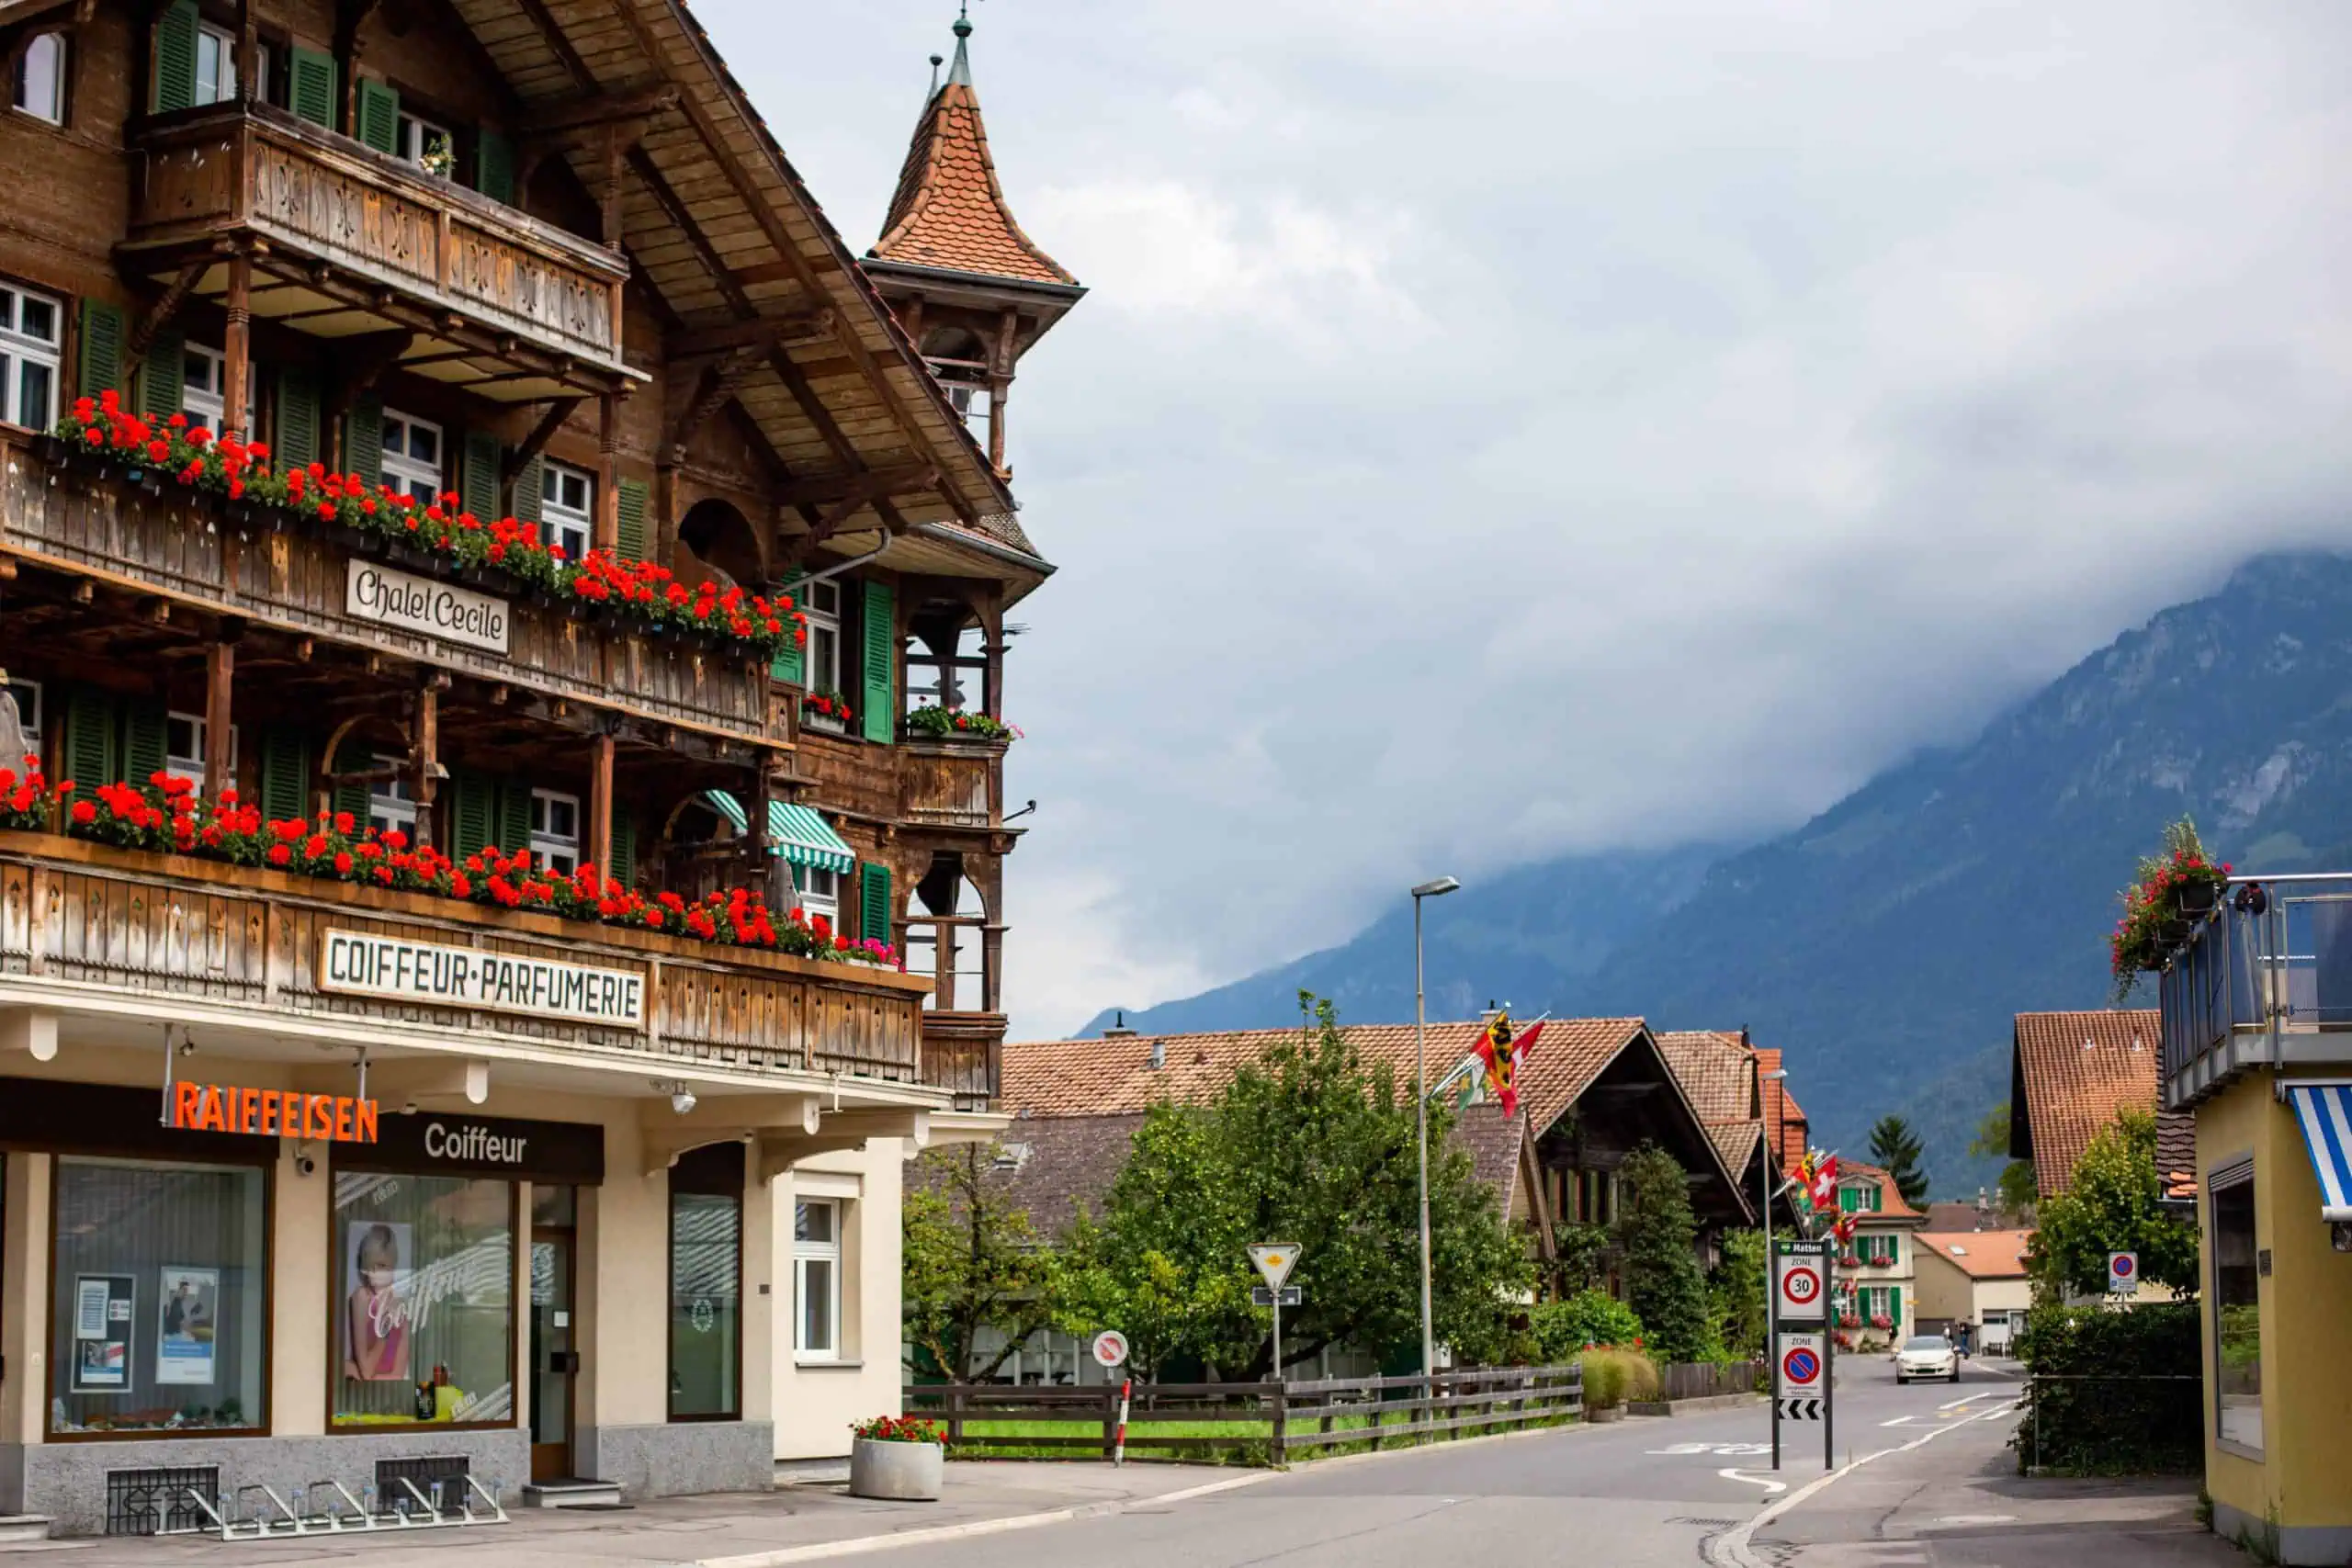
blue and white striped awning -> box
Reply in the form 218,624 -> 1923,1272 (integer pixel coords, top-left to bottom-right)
700,792 -> 856,874
2285,1082 -> 2352,1223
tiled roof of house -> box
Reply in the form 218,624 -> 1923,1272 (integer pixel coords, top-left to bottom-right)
1757,1047 -> 1808,1175
1839,1159 -> 1925,1222
871,22 -> 1077,287
1000,1019 -> 1648,1134
1916,1229 -> 2033,1280
1453,1104 -> 1527,1215
1655,1030 -> 1767,1189
2158,1111 -> 2199,1202
2011,1010 -> 2160,1197
1922,1200 -> 2032,1233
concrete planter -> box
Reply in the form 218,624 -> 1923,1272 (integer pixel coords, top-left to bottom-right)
849,1438 -> 944,1501
1585,1404 -> 1626,1424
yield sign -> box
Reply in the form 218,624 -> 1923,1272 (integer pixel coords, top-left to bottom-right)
1249,1243 -> 1303,1290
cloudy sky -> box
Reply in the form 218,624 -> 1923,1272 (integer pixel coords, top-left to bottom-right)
696,1 -> 2352,1037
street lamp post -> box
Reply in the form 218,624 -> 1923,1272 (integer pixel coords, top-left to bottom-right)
1411,875 -> 1460,1383
1761,1065 -> 1789,1295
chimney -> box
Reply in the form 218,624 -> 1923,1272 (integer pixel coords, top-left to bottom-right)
1102,1010 -> 1137,1040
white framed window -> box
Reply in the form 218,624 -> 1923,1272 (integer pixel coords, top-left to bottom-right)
13,33 -> 64,124
803,580 -> 841,694
0,284 -> 61,431
529,787 -> 579,876
178,343 -> 253,434
793,1199 -> 841,1359
193,23 -> 236,106
793,864 -> 840,926
940,376 -> 991,448
380,409 -> 442,502
6,677 -> 40,738
164,711 -> 236,790
539,461 -> 593,559
397,109 -> 453,174
368,753 -> 413,837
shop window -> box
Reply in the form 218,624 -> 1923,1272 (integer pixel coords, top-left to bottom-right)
538,461 -> 593,560
13,32 -> 64,124
669,1145 -> 741,1420
2211,1170 -> 2261,1453
794,1199 -> 842,1360
49,1156 -> 267,1436
529,788 -> 578,876
332,1170 -> 514,1427
0,284 -> 60,431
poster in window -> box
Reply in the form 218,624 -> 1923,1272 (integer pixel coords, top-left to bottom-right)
155,1267 -> 220,1386
71,1274 -> 135,1392
343,1220 -> 413,1382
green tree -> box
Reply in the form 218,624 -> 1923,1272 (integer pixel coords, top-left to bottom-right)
1614,1142 -> 1715,1363
1967,1100 -> 2040,1214
1060,994 -> 1532,1379
2027,1109 -> 2199,1300
902,1143 -> 1064,1380
1707,1229 -> 1768,1359
1868,1114 -> 1929,1206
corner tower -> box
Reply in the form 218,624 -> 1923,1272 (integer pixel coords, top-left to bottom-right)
865,11 -> 1085,479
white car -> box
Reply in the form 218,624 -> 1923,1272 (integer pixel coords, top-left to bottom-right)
1894,1334 -> 1961,1383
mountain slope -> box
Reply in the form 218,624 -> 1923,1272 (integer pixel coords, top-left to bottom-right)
1082,552 -> 2352,1192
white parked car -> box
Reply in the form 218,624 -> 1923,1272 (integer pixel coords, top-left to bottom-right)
1895,1334 -> 1961,1383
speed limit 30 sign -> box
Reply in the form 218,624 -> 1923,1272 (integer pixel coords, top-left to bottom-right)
1774,1249 -> 1826,1323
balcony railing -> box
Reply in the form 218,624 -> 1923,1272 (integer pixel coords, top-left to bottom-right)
2159,874 -> 2352,1109
901,737 -> 1003,829
0,833 -> 952,1089
920,1010 -> 1004,1111
2,437 -> 773,744
129,102 -> 628,383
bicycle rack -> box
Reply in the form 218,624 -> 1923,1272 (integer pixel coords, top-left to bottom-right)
159,1474 -> 511,1540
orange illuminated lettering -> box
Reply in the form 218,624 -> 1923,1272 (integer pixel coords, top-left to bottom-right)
173,1081 -> 201,1129
333,1097 -> 353,1142
239,1087 -> 260,1135
354,1099 -> 378,1144
199,1085 -> 226,1133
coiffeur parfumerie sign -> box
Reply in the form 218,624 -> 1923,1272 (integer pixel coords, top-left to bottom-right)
319,929 -> 648,1029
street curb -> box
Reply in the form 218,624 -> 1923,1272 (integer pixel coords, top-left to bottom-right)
693,1472 -> 1275,1566
1628,1393 -> 1764,1416
1272,1414 -> 1588,1475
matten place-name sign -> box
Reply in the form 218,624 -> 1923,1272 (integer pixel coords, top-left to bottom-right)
321,930 -> 646,1028
346,559 -> 510,653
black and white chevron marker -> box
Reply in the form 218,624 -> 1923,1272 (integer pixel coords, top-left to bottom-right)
1777,1397 -> 1824,1422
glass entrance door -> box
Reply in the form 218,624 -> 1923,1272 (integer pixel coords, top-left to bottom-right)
529,1190 -> 579,1482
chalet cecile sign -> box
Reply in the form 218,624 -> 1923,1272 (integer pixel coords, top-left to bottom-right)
345,558 -> 510,653
319,929 -> 648,1028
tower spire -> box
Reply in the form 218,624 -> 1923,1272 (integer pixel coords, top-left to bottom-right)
946,5 -> 975,89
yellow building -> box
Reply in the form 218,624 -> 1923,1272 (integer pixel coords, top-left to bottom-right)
1911,1230 -> 2032,1351
2161,882 -> 2352,1563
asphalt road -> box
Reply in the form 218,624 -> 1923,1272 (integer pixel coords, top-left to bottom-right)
840,1356 -> 2025,1568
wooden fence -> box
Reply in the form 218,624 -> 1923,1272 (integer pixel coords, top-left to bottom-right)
903,1365 -> 1583,1464
1655,1360 -> 1767,1402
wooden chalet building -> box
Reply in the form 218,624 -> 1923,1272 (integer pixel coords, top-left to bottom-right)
0,0 -> 1075,1532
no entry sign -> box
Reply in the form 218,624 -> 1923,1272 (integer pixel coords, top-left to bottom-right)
1091,1330 -> 1129,1369
1777,1333 -> 1826,1396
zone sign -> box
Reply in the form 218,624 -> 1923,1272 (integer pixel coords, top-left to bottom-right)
1774,1250 -> 1827,1323
1777,1334 -> 1826,1396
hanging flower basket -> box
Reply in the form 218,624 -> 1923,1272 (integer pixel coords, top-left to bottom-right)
2110,818 -> 2231,998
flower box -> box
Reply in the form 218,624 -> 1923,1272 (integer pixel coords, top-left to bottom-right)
849,1437 -> 943,1500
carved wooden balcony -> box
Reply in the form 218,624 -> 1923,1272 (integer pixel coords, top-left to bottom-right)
920,1010 -> 1005,1111
126,102 -> 630,399
901,737 -> 1004,830
0,835 -> 948,1089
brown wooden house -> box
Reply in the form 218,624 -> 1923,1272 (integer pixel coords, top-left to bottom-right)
0,0 -> 1074,1526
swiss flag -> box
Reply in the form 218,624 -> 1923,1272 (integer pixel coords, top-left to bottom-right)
1810,1154 -> 1839,1210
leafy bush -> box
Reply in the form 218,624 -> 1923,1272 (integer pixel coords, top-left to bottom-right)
1576,1348 -> 1659,1411
1615,1144 -> 1718,1363
2014,1302 -> 2201,1474
1532,1290 -> 1645,1359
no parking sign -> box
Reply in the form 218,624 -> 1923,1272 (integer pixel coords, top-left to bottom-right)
1776,1334 -> 1826,1397
2108,1252 -> 2138,1294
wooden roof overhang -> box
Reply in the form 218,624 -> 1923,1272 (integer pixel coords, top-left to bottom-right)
121,102 -> 639,403
860,256 -> 1088,355
443,0 -> 1039,578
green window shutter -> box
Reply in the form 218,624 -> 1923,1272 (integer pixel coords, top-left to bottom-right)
356,76 -> 398,155
327,736 -> 369,825
859,861 -> 892,946
274,365 -> 322,469
497,779 -> 531,855
344,395 -> 383,488
771,574 -> 805,684
152,0 -> 198,113
288,46 -> 335,129
1888,1286 -> 1903,1326
511,455 -> 543,525
450,769 -> 492,862
76,299 -> 125,401
859,580 -> 895,744
460,428 -> 502,520
476,127 -> 516,205
139,330 -> 185,422
611,809 -> 637,889
1885,1235 -> 1899,1266
616,478 -> 648,560
62,690 -> 119,789
122,703 -> 169,788
259,730 -> 310,823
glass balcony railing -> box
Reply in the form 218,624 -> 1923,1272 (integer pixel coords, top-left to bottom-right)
2159,876 -> 2352,1108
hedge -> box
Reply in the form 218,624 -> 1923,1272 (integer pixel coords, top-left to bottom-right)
2013,1301 -> 2202,1474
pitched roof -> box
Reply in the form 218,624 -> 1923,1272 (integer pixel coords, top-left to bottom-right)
2158,1111 -> 2199,1202
1000,1019 -> 1648,1131
1916,1229 -> 2033,1280
1838,1159 -> 1924,1221
1921,1200 -> 2032,1233
1757,1048 -> 1809,1176
2010,1010 -> 2160,1197
1453,1104 -> 1527,1215
1655,1030 -> 1769,1194
871,20 -> 1077,288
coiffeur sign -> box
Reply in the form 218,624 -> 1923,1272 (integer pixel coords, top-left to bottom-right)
170,1083 -> 380,1143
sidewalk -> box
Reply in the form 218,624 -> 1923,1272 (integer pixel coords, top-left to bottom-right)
12,1463 -> 1258,1568
1747,1410 -> 2238,1567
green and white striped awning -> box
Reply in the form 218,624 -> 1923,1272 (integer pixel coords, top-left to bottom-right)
701,791 -> 856,874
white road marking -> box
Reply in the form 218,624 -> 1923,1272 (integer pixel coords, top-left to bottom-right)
1719,1469 -> 1788,1495
1934,1514 -> 2017,1526
1880,1416 -> 1920,1427
1937,1393 -> 1978,1410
